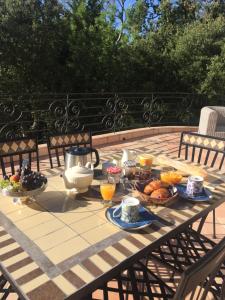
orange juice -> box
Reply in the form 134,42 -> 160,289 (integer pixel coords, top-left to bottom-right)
100,183 -> 116,201
139,154 -> 153,167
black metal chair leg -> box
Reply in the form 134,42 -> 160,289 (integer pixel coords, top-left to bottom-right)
213,209 -> 216,239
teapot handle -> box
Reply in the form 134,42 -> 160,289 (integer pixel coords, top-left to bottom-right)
90,148 -> 100,168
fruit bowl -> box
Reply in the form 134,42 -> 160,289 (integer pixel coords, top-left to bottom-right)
1,181 -> 47,198
0,164 -> 48,203
134,179 -> 178,205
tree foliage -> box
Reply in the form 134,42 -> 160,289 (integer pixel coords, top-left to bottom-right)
1,0 -> 225,96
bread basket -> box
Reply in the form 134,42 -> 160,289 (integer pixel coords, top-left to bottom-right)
134,180 -> 178,205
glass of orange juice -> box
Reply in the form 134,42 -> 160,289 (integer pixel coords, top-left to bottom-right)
139,154 -> 153,169
100,178 -> 116,206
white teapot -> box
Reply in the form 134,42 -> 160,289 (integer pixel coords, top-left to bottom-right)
62,162 -> 93,193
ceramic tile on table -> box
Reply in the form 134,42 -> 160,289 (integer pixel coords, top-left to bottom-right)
0,196 -> 23,214
78,197 -> 106,212
6,205 -> 44,223
45,236 -> 90,264
89,254 -> 112,272
3,251 -> 29,268
36,192 -> 95,215
0,233 -> 12,243
69,214 -> 106,234
81,222 -> 120,245
15,212 -> 55,231
25,218 -> 65,240
47,176 -> 66,191
103,245 -> 126,261
34,226 -> 77,251
54,209 -> 94,225
53,275 -> 77,296
11,262 -> 40,280
21,273 -> 50,294
70,264 -> 95,283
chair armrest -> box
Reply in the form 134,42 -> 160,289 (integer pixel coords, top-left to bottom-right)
198,107 -> 218,135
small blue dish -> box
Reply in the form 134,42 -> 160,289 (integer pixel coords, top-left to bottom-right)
176,184 -> 212,202
106,205 -> 157,230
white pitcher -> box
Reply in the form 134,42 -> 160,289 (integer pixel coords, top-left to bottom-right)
121,149 -> 137,166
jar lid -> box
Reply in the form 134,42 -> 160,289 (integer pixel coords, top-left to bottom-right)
66,147 -> 91,156
124,160 -> 136,167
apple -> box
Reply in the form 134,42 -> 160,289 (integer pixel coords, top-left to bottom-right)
10,174 -> 20,183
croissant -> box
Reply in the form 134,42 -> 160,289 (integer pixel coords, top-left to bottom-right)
151,188 -> 170,199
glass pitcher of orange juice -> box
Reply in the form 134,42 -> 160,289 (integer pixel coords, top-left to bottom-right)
139,154 -> 153,169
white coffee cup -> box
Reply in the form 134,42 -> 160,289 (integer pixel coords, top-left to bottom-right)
113,197 -> 140,223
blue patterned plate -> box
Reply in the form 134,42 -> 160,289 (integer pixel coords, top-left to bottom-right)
106,205 -> 157,230
176,184 -> 213,202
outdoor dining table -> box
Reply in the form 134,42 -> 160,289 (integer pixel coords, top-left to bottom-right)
0,154 -> 225,300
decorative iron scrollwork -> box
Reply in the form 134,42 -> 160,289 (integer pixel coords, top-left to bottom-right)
176,96 -> 194,124
0,92 -> 208,141
141,96 -> 165,125
49,99 -> 81,133
49,101 -> 67,118
0,124 -> 25,139
102,95 -> 128,131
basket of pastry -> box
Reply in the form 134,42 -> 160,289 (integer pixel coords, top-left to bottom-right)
135,179 -> 178,205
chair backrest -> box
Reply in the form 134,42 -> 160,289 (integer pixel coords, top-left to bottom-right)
178,132 -> 225,170
209,106 -> 225,125
173,236 -> 225,300
0,136 -> 39,176
47,131 -> 93,168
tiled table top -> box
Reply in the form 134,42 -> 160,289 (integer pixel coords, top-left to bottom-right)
0,156 -> 225,300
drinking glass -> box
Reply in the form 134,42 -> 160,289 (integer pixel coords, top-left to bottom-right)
139,154 -> 153,169
100,178 -> 116,206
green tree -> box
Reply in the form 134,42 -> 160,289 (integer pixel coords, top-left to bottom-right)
172,16 -> 225,93
0,0 -> 68,93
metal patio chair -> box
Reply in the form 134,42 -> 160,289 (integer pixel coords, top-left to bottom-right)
0,136 -> 39,176
0,273 -> 20,300
47,131 -> 93,168
178,131 -> 225,238
93,236 -> 225,300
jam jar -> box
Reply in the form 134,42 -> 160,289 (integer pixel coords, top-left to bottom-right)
123,160 -> 137,179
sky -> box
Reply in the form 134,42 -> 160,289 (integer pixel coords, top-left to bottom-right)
60,0 -> 136,9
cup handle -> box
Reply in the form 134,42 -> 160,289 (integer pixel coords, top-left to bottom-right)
113,204 -> 122,218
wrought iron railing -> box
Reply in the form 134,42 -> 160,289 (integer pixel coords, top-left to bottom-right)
0,92 -> 222,143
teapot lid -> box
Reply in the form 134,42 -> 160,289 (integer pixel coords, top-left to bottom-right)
69,163 -> 93,175
66,147 -> 91,156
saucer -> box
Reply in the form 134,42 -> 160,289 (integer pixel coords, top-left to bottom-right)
106,205 -> 157,230
176,184 -> 213,202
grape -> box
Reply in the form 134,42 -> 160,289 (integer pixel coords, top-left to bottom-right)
21,171 -> 47,191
